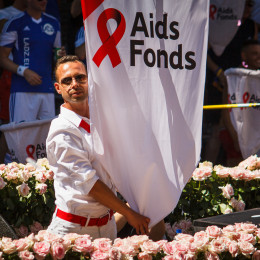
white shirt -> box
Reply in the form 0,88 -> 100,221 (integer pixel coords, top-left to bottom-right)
46,106 -> 116,218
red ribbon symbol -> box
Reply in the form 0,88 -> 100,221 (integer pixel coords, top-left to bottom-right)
209,5 -> 217,20
26,145 -> 35,159
93,8 -> 126,68
242,92 -> 250,110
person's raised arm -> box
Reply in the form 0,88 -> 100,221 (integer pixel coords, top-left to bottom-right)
89,180 -> 150,235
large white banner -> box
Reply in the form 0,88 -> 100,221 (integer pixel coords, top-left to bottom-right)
81,0 -> 208,226
225,68 -> 260,159
209,0 -> 245,56
0,119 -> 52,164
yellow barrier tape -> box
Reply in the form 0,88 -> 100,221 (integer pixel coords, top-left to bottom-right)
203,103 -> 260,110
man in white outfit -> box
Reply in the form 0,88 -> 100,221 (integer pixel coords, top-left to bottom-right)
46,55 -> 150,240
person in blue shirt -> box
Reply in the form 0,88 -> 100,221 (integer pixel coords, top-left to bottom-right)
0,0 -> 65,123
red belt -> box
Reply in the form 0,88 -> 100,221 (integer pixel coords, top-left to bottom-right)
56,208 -> 114,227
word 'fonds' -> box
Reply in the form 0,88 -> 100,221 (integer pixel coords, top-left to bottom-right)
130,12 -> 196,70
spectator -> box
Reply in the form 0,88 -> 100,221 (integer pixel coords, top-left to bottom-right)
0,0 -> 65,123
221,39 -> 260,166
203,0 -> 258,166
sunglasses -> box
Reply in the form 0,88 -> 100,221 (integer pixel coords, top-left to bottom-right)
60,74 -> 87,86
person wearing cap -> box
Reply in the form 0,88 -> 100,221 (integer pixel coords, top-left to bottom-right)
46,55 -> 150,240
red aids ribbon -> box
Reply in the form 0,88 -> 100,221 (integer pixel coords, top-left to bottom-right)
242,92 -> 250,110
26,145 -> 35,159
81,0 -> 104,20
92,8 -> 126,68
209,4 -> 217,20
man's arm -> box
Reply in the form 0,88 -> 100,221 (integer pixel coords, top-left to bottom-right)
0,46 -> 42,85
89,180 -> 150,235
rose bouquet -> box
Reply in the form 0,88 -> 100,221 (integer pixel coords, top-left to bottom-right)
167,155 -> 260,226
0,158 -> 55,235
1,223 -> 260,259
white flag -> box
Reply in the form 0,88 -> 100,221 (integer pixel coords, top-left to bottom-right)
209,0 -> 245,56
225,68 -> 260,159
82,0 -> 209,226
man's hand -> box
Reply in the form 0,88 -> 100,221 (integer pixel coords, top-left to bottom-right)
24,68 -> 42,86
125,209 -> 150,235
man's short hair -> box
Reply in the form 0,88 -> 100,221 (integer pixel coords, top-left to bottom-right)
241,39 -> 260,52
54,55 -> 87,81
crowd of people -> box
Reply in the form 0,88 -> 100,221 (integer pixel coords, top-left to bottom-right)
0,0 -> 259,241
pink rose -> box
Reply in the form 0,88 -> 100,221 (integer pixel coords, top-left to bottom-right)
15,238 -> 30,252
235,200 -> 246,212
16,183 -> 30,197
2,241 -> 17,254
0,164 -> 6,171
219,184 -> 234,199
156,240 -> 168,249
91,250 -> 109,260
15,225 -> 29,238
192,166 -> 212,181
204,251 -> 220,260
29,221 -> 43,234
33,241 -> 50,259
228,241 -> 240,258
116,243 -> 137,257
240,222 -> 256,234
253,250 -> 260,260
46,170 -> 54,180
175,233 -> 194,243
214,165 -> 230,178
35,183 -> 47,195
208,237 -> 227,254
62,233 -> 80,243
239,155 -> 259,170
18,250 -> 34,260
140,240 -> 160,254
238,232 -> 256,245
93,238 -> 112,252
34,171 -> 47,183
162,242 -> 177,255
193,231 -> 209,250
0,176 -> 6,189
239,241 -> 256,256
172,241 -> 190,254
51,242 -> 66,260
73,237 -> 94,254
128,235 -> 149,248
138,252 -> 152,260
206,226 -> 222,239
229,167 -> 245,180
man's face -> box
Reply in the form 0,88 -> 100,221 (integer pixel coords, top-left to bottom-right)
242,44 -> 260,70
55,61 -> 88,104
28,0 -> 48,13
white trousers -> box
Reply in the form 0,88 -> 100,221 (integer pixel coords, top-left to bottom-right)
47,213 -> 117,241
9,92 -> 55,123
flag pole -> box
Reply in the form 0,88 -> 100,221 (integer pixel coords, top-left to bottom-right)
203,103 -> 260,110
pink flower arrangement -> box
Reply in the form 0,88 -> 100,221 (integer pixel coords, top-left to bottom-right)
0,221 -> 254,259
